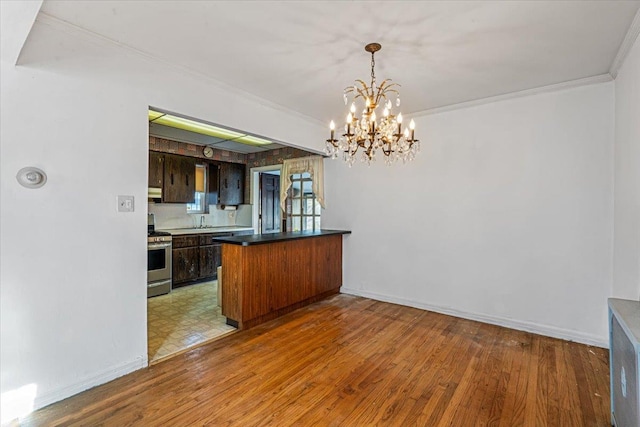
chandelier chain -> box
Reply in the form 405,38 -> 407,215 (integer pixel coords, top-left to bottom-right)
371,51 -> 376,88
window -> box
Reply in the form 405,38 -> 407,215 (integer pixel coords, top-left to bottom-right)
187,164 -> 206,213
285,172 -> 321,232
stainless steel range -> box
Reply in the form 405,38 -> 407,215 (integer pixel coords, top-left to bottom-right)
148,214 -> 172,297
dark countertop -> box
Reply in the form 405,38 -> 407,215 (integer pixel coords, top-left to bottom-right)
212,229 -> 351,246
158,226 -> 253,235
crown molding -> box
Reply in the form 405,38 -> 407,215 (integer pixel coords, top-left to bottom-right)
412,74 -> 613,117
610,7 -> 640,79
32,13 -> 325,128
31,11 -> 629,124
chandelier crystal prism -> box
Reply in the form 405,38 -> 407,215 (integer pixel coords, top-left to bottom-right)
325,42 -> 419,167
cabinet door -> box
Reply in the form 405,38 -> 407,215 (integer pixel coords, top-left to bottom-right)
219,163 -> 244,205
213,244 -> 222,270
179,156 -> 196,202
149,152 -> 164,188
172,247 -> 199,284
163,155 -> 196,203
199,244 -> 222,279
207,162 -> 219,206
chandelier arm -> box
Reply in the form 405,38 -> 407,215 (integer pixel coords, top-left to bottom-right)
365,143 -> 374,159
375,90 -> 390,107
377,81 -> 400,97
379,89 -> 400,100
348,81 -> 369,98
354,88 -> 370,101
352,80 -> 374,102
379,80 -> 400,88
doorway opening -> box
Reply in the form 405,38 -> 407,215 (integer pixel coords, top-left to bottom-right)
251,165 -> 282,233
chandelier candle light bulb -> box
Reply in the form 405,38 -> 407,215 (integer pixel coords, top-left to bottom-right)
325,42 -> 420,166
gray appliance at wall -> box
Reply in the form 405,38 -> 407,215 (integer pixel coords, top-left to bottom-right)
608,298 -> 640,427
148,213 -> 172,297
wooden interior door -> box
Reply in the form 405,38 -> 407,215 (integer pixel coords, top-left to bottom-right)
260,173 -> 280,234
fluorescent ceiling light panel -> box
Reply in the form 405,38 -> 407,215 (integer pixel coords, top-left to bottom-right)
148,110 -> 272,146
237,135 -> 272,146
148,110 -> 165,121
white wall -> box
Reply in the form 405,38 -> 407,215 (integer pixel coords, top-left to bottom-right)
324,82 -> 615,346
0,12 -> 325,414
1,2 -> 635,416
613,35 -> 640,300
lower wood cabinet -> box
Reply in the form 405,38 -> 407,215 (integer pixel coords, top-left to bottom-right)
199,244 -> 221,278
172,232 -> 240,286
173,247 -> 200,283
198,233 -> 226,279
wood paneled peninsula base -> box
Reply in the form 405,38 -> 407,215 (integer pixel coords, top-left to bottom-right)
214,230 -> 351,329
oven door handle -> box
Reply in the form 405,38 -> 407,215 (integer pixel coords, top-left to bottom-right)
148,243 -> 172,250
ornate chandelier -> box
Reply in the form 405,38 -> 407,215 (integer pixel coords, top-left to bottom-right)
325,42 -> 419,166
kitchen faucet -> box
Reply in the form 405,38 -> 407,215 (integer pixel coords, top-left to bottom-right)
200,215 -> 205,228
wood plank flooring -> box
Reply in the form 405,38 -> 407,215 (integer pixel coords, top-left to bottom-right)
23,294 -> 610,426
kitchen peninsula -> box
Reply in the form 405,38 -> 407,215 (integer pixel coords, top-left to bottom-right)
214,230 -> 351,329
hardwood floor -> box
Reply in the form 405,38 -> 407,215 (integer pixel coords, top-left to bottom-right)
24,294 -> 610,426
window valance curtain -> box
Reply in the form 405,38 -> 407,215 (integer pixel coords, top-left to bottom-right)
280,156 -> 325,212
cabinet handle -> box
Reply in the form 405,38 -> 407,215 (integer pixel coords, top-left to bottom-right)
186,174 -> 189,186
237,180 -> 240,189
171,173 -> 174,185
225,178 -> 228,189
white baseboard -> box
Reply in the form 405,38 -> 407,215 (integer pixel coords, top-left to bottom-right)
33,356 -> 147,411
341,287 -> 608,348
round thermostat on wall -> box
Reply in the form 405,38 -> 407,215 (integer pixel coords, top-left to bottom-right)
203,146 -> 214,158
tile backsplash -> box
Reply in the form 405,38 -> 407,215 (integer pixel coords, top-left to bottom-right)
149,203 -> 252,230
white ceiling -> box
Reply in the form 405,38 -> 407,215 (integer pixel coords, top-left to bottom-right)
38,1 -> 640,125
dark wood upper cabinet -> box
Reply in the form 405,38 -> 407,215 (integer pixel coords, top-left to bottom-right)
163,154 -> 196,203
148,150 -> 242,205
207,162 -> 220,206
219,163 -> 244,205
149,151 -> 164,188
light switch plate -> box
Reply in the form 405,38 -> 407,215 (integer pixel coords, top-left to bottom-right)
117,195 -> 134,212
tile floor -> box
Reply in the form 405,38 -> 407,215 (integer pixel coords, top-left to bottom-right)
147,280 -> 236,363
